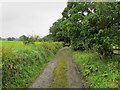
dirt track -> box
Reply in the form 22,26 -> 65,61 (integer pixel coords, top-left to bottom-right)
28,48 -> 88,88
66,48 -> 88,88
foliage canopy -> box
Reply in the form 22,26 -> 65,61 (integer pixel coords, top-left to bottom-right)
49,2 -> 120,57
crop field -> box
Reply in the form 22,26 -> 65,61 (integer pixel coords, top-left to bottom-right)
1,41 -> 62,88
0,41 -> 42,48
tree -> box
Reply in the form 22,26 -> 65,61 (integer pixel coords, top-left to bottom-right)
49,2 -> 119,58
19,35 -> 41,44
7,37 -> 11,41
42,34 -> 53,42
50,19 -> 70,44
7,37 -> 15,41
60,2 -> 94,50
19,35 -> 28,41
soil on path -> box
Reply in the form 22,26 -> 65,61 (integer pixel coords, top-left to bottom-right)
66,48 -> 88,88
28,48 -> 88,88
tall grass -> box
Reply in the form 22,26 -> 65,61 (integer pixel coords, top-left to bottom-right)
71,50 -> 119,88
2,42 -> 62,88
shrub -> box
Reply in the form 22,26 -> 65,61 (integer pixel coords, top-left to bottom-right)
72,50 -> 119,88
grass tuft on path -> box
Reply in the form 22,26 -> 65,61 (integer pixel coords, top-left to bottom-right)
50,49 -> 69,88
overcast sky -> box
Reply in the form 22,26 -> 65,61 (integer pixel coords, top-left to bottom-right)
0,1 -> 67,38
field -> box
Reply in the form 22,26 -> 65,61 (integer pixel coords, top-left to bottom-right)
1,41 -> 62,88
0,41 -> 42,48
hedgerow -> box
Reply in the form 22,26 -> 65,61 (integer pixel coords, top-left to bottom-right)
2,42 -> 62,88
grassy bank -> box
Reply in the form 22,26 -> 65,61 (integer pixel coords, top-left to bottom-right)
71,50 -> 119,88
2,42 -> 62,88
50,49 -> 68,88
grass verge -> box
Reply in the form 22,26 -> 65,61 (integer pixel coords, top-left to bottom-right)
50,49 -> 69,88
2,42 -> 62,88
71,50 -> 119,88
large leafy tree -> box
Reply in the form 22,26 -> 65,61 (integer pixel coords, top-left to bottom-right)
49,1 -> 120,58
86,2 -> 120,57
61,2 -> 95,50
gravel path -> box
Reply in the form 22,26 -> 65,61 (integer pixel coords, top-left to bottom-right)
28,48 -> 64,88
66,48 -> 88,88
28,47 -> 88,88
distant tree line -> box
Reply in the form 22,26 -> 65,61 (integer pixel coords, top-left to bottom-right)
0,34 -> 53,43
0,37 -> 19,41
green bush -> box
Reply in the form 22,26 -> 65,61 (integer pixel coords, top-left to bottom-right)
72,50 -> 119,88
2,42 -> 62,88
